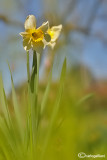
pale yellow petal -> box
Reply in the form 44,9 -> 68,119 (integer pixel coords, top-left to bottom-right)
48,42 -> 56,49
23,38 -> 31,51
24,15 -> 36,30
49,24 -> 62,42
42,39 -> 49,48
20,32 -> 30,38
32,41 -> 44,54
38,21 -> 49,33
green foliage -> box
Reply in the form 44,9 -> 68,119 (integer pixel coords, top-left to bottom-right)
0,52 -> 67,160
0,52 -> 107,160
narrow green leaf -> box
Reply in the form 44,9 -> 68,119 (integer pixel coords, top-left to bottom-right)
0,74 -> 11,128
76,93 -> 94,106
40,58 -> 66,160
40,70 -> 52,115
27,51 -> 30,83
0,74 -> 22,160
8,63 -> 23,142
0,116 -> 16,160
30,50 -> 37,93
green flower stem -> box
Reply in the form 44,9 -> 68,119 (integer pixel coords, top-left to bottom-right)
26,50 -> 40,159
35,52 -> 40,132
30,50 -> 37,93
36,52 -> 40,95
31,51 -> 41,155
26,51 -> 33,159
27,51 -> 30,83
31,50 -> 40,122
32,51 -> 40,133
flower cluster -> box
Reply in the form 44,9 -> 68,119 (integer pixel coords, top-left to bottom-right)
20,15 -> 62,53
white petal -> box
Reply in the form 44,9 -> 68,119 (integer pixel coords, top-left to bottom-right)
50,24 -> 62,42
20,32 -> 30,38
23,38 -> 31,51
42,39 -> 49,48
48,42 -> 56,49
24,15 -> 36,30
51,24 -> 62,32
38,21 -> 49,33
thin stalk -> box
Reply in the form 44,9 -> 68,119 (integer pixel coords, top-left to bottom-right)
27,51 -> 30,82
27,50 -> 40,159
30,50 -> 37,93
33,52 -> 40,159
36,52 -> 40,96
33,52 -> 40,140
26,51 -> 33,160
31,51 -> 40,130
35,52 -> 40,130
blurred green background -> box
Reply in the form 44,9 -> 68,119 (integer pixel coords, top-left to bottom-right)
0,0 -> 107,159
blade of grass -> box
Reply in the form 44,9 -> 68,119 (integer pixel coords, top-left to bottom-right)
40,58 -> 66,160
26,52 -> 34,160
76,93 -> 94,106
26,91 -> 33,160
0,74 -> 11,128
0,116 -> 17,160
40,70 -> 52,115
35,69 -> 52,159
0,74 -> 22,160
8,63 -> 24,143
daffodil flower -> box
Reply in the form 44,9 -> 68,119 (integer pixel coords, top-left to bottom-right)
47,24 -> 62,48
20,15 -> 51,53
